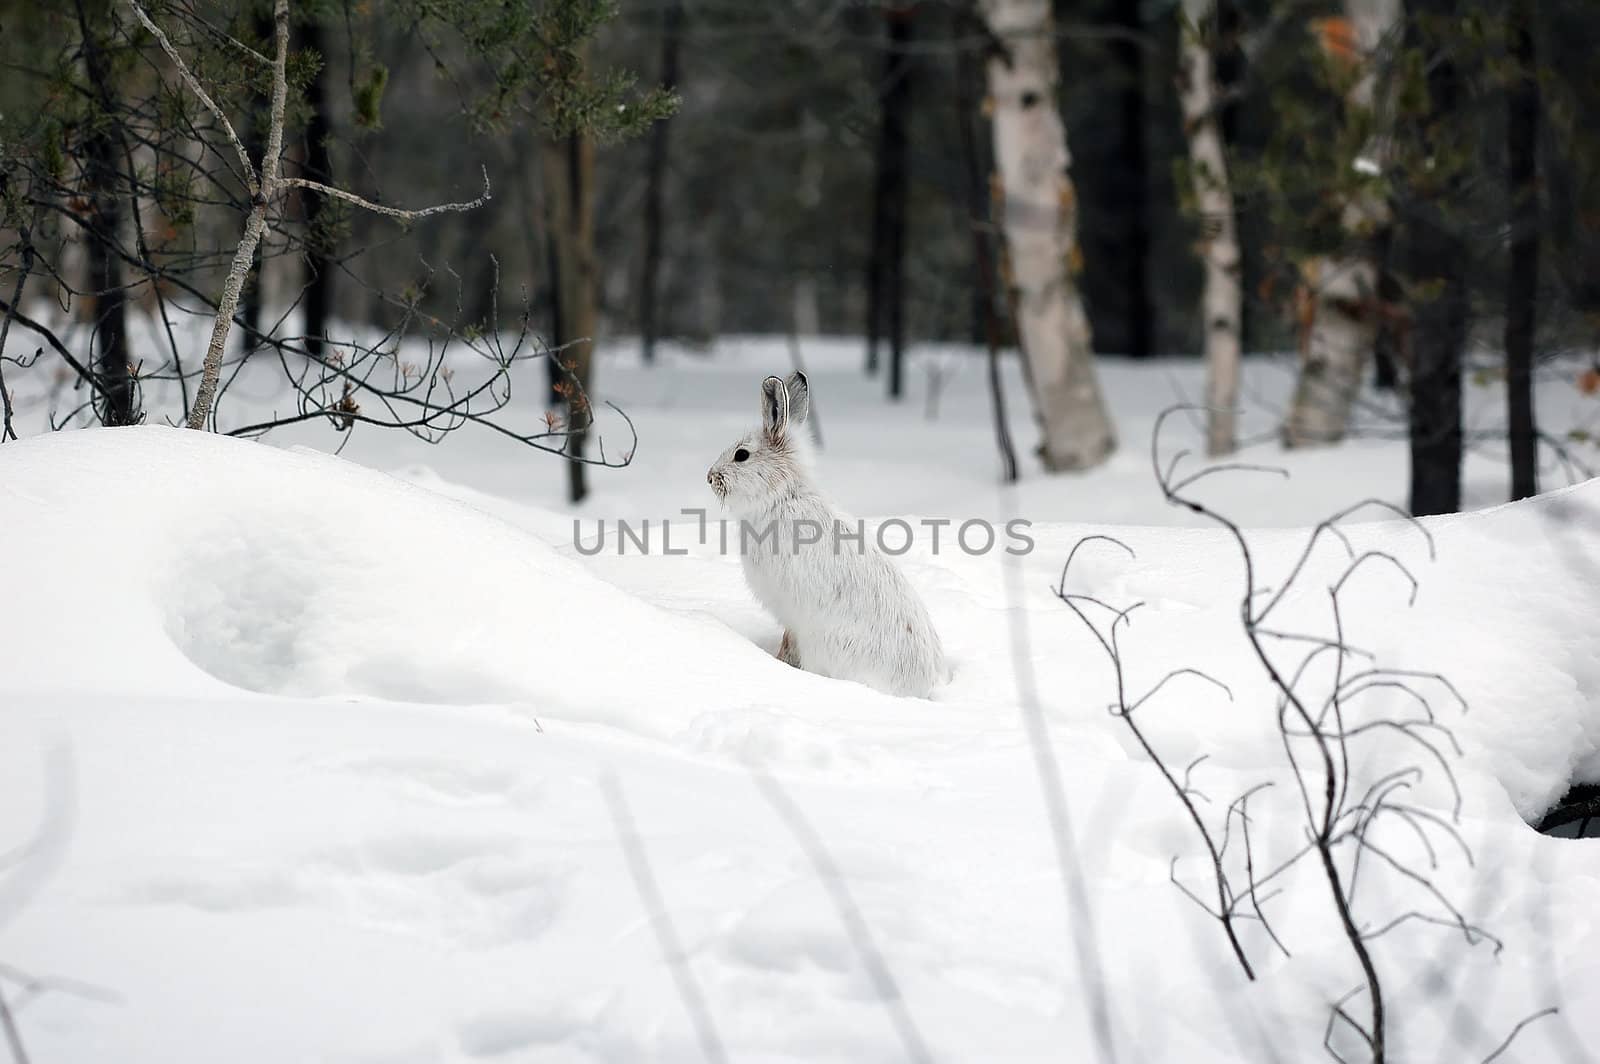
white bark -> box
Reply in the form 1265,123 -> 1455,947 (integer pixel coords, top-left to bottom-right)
1177,0 -> 1243,456
979,0 -> 1114,471
1282,0 -> 1401,448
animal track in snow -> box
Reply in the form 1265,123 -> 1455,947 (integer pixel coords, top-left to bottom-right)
122,832 -> 568,951
306,833 -> 570,948
456,996 -> 641,1061
121,866 -> 308,912
325,753 -> 538,808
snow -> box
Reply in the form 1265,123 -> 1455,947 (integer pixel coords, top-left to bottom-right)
2,337 -> 1599,1062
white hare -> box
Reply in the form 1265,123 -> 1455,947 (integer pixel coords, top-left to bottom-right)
706,372 -> 948,698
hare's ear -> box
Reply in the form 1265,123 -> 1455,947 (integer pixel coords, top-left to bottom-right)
784,371 -> 810,426
760,375 -> 790,439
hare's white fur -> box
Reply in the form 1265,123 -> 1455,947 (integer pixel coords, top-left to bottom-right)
707,373 -> 948,698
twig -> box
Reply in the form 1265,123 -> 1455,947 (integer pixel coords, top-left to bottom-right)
1143,403 -> 1514,1063
1055,534 -> 1258,981
1480,1007 -> 1559,1064
0,297 -> 111,402
0,238 -> 29,441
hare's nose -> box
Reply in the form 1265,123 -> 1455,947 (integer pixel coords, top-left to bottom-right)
706,470 -> 714,485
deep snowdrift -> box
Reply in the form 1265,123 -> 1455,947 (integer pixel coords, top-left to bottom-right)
1,425 -> 1598,1063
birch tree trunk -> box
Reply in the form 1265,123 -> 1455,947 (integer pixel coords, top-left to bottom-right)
1282,0 -> 1400,447
1177,0 -> 1242,456
979,0 -> 1114,471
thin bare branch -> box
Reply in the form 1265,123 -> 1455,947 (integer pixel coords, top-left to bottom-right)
1481,1008 -> 1560,1064
280,165 -> 492,223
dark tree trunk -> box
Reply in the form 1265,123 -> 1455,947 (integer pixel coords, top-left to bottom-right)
1407,259 -> 1467,516
542,130 -> 597,504
866,4 -> 913,383
956,35 -> 1017,483
241,9 -> 275,355
1111,0 -> 1151,358
1372,227 -> 1401,391
638,0 -> 682,364
1214,0 -> 1248,353
301,16 -> 334,361
1406,0 -> 1467,517
76,0 -> 132,425
461,206 -> 500,330
543,229 -> 565,408
1505,0 -> 1540,501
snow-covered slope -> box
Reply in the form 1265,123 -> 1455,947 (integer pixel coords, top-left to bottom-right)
2,421 -> 1598,1062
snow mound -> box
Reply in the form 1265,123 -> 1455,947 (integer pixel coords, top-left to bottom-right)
4,425 -> 1600,1062
0,427 -> 825,730
4,427 -> 1599,815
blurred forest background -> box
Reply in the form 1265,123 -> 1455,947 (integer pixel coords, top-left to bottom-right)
3,0 -> 1600,510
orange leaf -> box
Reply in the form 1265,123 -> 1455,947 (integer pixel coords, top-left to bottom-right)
1578,368 -> 1600,396
1312,17 -> 1359,68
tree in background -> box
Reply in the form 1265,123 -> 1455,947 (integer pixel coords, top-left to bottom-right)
1396,0 -> 1470,516
7,0 -> 1599,506
542,125 -> 598,503
238,5 -> 275,357
637,0 -> 682,366
865,2 -> 915,396
1503,0 -> 1539,500
954,14 -> 1019,483
1176,0 -> 1243,456
298,8 -> 335,362
1107,0 -> 1153,360
0,0 -> 669,461
75,0 -> 136,426
979,0 -> 1115,472
1281,1 -> 1402,448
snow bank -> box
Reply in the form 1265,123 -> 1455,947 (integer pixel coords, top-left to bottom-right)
0,426 -> 902,736
2,424 -> 1598,1063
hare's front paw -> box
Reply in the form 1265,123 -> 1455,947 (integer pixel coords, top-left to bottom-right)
777,628 -> 802,669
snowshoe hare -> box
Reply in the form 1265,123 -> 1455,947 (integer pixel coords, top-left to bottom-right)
707,372 -> 948,697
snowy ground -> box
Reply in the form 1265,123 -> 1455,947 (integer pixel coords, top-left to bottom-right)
2,331 -> 1598,1062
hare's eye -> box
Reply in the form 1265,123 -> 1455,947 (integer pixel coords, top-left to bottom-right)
733,448 -> 750,463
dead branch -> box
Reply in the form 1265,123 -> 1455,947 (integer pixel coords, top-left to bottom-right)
1113,403 -> 1547,1064
279,166 -> 492,223
1054,534 -> 1260,981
